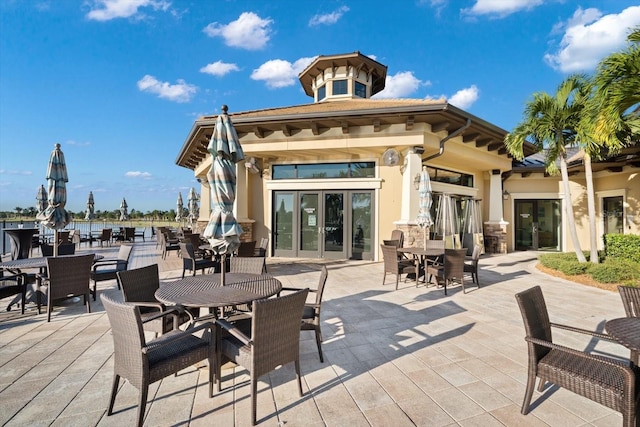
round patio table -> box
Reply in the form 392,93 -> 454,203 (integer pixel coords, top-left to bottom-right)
3,228 -> 38,260
605,317 -> 640,366
155,273 -> 282,311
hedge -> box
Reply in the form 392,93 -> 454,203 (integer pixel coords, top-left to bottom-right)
604,234 -> 640,264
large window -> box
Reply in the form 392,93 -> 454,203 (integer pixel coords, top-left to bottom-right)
273,162 -> 375,179
427,166 -> 473,187
354,81 -> 366,98
333,80 -> 348,95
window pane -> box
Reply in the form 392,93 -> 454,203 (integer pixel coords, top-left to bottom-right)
298,163 -> 348,178
350,162 -> 375,177
272,165 -> 296,179
318,85 -> 326,101
355,82 -> 366,98
333,79 -> 347,95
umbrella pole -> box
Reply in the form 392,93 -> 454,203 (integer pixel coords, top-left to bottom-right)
220,253 -> 226,286
54,229 -> 59,257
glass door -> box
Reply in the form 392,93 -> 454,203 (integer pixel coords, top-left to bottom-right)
273,192 -> 296,257
299,193 -> 321,258
351,192 -> 373,260
515,199 -> 561,251
323,192 -> 346,259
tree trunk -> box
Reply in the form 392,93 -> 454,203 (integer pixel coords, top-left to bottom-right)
559,153 -> 587,262
584,152 -> 599,263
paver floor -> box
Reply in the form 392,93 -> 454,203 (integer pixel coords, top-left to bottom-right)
0,239 -> 630,426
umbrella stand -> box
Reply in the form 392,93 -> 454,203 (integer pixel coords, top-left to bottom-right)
220,254 -> 226,286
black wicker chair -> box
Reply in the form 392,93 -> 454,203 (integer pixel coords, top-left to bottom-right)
179,242 -> 217,278
515,285 -> 639,427
91,244 -> 133,300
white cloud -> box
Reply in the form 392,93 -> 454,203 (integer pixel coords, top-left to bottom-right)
448,85 -> 480,109
200,61 -> 240,77
137,75 -> 197,103
309,6 -> 350,26
0,169 -> 32,176
203,12 -> 273,50
86,0 -> 170,21
462,0 -> 542,18
544,6 -> 640,73
125,171 -> 152,179
251,56 -> 317,89
65,139 -> 91,147
373,71 -> 428,98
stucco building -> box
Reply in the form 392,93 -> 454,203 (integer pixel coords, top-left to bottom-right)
176,52 -> 639,261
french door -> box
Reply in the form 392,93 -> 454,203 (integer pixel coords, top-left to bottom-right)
514,199 -> 561,251
272,190 -> 373,259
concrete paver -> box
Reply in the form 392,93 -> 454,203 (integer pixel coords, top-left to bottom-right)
0,240 -> 631,426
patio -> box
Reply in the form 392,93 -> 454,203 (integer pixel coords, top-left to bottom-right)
0,239 -> 629,426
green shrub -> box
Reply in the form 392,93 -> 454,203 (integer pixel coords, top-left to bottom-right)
604,234 -> 640,263
588,259 -> 640,283
539,252 -> 581,270
557,260 -> 589,276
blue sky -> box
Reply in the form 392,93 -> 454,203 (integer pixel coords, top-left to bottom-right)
1,0 -> 639,214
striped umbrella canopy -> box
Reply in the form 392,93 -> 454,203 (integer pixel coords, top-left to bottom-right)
203,105 -> 245,258
85,191 -> 95,220
37,143 -> 71,230
175,192 -> 184,222
188,187 -> 199,222
415,165 -> 434,248
35,184 -> 47,215
119,198 -> 129,221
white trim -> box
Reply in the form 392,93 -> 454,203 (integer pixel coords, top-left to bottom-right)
430,182 -> 479,198
266,178 -> 382,191
597,190 -> 627,245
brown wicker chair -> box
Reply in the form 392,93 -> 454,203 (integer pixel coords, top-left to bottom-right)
390,229 -> 404,247
159,231 -> 180,259
214,288 -> 309,425
380,244 -> 414,290
117,264 -> 194,336
618,285 -> 640,318
40,243 -> 76,256
97,228 -> 112,247
236,240 -> 257,257
426,248 -> 468,295
229,256 -> 265,274
463,243 -> 483,286
180,242 -> 218,278
37,254 -> 94,322
281,265 -> 329,362
515,286 -> 639,427
0,271 -> 27,314
91,244 -> 134,300
101,294 -> 214,427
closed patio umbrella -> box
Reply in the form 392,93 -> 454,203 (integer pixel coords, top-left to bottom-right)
119,198 -> 129,221
36,184 -> 47,215
36,143 -> 71,257
175,192 -> 184,222
203,105 -> 245,285
85,191 -> 95,220
415,165 -> 433,249
188,187 -> 199,223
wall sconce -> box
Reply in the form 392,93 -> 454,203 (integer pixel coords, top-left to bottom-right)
245,157 -> 262,177
413,173 -> 421,190
503,189 -> 510,200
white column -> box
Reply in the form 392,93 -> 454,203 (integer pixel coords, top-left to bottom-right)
486,170 -> 508,225
398,148 -> 422,223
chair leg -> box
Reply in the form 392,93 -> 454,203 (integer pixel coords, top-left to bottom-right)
315,326 -> 324,363
137,387 -> 148,427
521,372 -> 537,415
107,375 -> 120,415
295,359 -> 303,396
86,294 -> 91,313
251,377 -> 258,426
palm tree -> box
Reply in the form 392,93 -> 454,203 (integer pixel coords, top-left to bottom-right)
505,75 -> 589,262
588,26 -> 640,150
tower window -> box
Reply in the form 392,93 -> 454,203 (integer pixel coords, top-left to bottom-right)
333,80 -> 348,95
317,85 -> 326,101
355,81 -> 366,98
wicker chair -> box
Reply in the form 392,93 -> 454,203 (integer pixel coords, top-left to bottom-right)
159,231 -> 180,259
229,256 -> 265,274
179,242 -> 217,278
101,294 -> 214,427
37,254 -> 94,322
117,264 -> 194,336
426,248 -> 468,295
618,285 -> 640,318
515,286 -> 639,427
0,271 -> 27,314
463,244 -> 483,286
390,229 -> 404,247
40,243 -> 76,257
214,288 -> 309,425
281,265 -> 329,362
236,240 -> 257,257
97,228 -> 112,247
91,244 -> 134,300
381,244 -> 414,290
